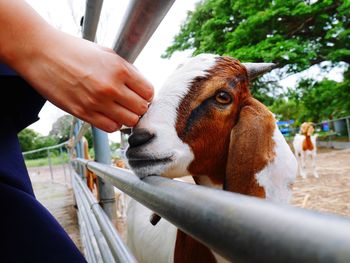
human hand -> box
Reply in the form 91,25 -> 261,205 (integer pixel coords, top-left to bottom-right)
12,28 -> 154,132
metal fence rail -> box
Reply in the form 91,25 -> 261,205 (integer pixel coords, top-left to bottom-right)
315,115 -> 350,149
73,171 -> 137,263
22,141 -> 67,155
76,158 -> 350,263
113,0 -> 175,63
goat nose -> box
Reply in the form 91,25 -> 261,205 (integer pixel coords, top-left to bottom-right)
128,128 -> 154,148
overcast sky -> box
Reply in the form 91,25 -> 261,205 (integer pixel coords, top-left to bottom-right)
26,0 -> 346,142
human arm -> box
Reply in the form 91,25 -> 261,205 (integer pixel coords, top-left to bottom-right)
0,0 -> 154,132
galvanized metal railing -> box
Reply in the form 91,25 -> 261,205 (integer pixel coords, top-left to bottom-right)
75,158 -> 350,262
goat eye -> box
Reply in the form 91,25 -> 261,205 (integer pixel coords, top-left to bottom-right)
215,91 -> 232,105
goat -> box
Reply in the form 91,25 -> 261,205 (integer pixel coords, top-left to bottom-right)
293,122 -> 318,178
125,54 -> 297,263
81,136 -> 99,192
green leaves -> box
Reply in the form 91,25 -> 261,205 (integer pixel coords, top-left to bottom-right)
164,0 -> 349,67
163,0 -> 349,117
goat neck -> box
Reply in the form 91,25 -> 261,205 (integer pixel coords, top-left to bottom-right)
302,135 -> 314,151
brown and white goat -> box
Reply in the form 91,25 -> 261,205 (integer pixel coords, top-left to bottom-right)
293,122 -> 318,178
125,54 -> 297,263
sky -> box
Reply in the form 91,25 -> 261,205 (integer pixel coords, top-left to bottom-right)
26,0 -> 198,142
26,0 -> 346,142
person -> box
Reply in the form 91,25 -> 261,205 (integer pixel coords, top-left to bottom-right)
0,0 -> 154,262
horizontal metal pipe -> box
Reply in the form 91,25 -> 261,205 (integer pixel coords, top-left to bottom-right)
73,171 -> 137,263
113,0 -> 175,63
82,0 -> 104,41
22,142 -> 67,155
77,208 -> 98,263
73,176 -> 116,263
77,159 -> 350,263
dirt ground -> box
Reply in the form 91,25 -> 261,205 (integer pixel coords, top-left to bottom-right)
28,165 -> 83,251
291,147 -> 350,217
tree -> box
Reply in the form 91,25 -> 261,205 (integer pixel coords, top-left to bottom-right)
164,0 -> 349,68
293,78 -> 350,121
18,128 -> 40,152
163,0 -> 349,106
49,114 -> 73,142
18,128 -> 59,159
49,114 -> 94,149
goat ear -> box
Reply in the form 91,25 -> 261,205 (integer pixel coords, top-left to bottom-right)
224,97 -> 276,197
242,63 -> 276,80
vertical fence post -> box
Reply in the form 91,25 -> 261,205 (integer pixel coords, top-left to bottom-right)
79,0 -> 116,222
60,147 -> 67,185
91,128 -> 116,222
47,149 -> 53,181
75,120 -> 85,179
346,117 -> 350,142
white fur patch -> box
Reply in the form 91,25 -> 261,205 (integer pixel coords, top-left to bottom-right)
129,54 -> 218,178
292,134 -> 317,154
127,198 -> 177,263
256,125 -> 297,203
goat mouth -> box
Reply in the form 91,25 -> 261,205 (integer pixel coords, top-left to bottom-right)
128,156 -> 173,168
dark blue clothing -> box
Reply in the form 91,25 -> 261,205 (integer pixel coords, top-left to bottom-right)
0,64 -> 86,262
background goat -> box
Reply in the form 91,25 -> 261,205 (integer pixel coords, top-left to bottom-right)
293,122 -> 318,178
125,54 -> 297,263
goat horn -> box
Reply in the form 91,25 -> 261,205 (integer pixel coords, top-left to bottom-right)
242,62 -> 277,80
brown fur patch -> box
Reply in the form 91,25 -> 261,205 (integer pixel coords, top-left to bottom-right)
302,136 -> 314,151
225,97 -> 276,197
174,230 -> 217,263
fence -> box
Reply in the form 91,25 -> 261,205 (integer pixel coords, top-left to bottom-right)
279,116 -> 350,149
23,0 -> 350,262
23,141 -> 70,183
314,116 -> 350,149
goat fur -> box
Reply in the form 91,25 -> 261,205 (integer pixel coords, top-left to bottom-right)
293,122 -> 318,178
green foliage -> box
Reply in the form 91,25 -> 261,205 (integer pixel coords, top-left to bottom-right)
269,97 -> 304,125
18,128 -> 59,159
164,0 -> 350,118
164,0 -> 349,69
49,114 -> 94,150
270,71 -> 350,123
110,142 -> 121,152
110,142 -> 121,158
18,128 -> 40,152
49,115 -> 73,143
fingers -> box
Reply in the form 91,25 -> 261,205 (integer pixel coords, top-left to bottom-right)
108,84 -> 149,116
122,62 -> 154,102
99,47 -> 154,102
83,111 -> 122,133
101,101 -> 140,128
